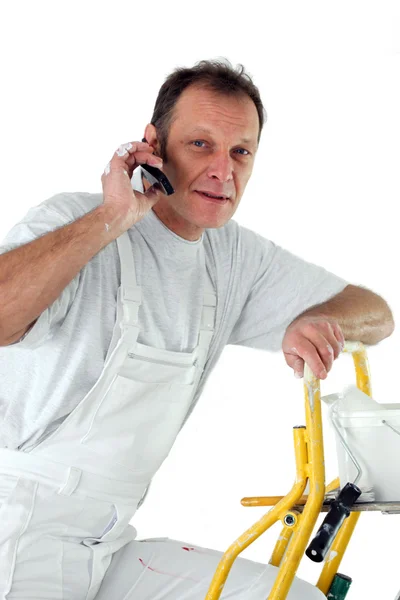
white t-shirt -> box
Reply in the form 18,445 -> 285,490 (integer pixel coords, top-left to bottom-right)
0,169 -> 348,450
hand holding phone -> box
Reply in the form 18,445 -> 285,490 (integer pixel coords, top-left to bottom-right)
101,140 -> 169,231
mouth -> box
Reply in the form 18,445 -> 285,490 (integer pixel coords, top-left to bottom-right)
195,191 -> 230,204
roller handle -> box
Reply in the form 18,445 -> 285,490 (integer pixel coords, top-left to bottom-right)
305,483 -> 361,563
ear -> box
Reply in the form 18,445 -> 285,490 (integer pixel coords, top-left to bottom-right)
143,124 -> 160,156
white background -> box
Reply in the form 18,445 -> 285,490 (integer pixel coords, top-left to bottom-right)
1,1 -> 399,598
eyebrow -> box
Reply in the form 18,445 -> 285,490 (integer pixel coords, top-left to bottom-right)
189,127 -> 255,146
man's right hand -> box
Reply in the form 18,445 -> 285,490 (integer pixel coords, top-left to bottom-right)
101,141 -> 165,230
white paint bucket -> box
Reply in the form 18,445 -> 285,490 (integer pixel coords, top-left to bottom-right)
330,386 -> 400,502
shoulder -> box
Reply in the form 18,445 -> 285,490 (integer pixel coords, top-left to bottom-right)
0,192 -> 104,254
33,191 -> 103,223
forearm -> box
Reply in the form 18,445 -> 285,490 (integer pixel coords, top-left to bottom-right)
296,284 -> 395,345
0,204 -> 126,345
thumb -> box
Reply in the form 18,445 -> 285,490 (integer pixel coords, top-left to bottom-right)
293,358 -> 304,378
284,352 -> 305,378
143,182 -> 164,206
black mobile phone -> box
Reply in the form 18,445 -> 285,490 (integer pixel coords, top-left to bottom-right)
140,164 -> 175,196
140,138 -> 175,195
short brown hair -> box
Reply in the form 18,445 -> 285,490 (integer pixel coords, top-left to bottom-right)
150,58 -> 267,160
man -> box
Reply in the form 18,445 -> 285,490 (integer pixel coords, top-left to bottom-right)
0,58 -> 394,599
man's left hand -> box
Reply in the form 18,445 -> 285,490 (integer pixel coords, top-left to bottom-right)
282,316 -> 345,379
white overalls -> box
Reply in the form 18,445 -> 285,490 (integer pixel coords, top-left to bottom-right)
0,232 -> 324,600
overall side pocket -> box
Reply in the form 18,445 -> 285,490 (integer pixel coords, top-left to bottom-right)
0,476 -> 38,598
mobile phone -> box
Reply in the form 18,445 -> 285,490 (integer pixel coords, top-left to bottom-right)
140,164 -> 175,196
140,138 -> 175,195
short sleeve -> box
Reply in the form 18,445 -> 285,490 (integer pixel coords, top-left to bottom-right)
0,205 -> 81,348
228,233 -> 348,352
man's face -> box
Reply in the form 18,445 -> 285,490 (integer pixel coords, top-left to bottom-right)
144,85 -> 260,241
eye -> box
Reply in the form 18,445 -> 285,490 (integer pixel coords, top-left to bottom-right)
192,140 -> 206,147
191,140 -> 250,155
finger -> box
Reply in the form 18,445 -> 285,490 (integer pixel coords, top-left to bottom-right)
285,336 -> 329,379
103,142 -> 160,178
105,151 -> 163,179
144,182 -> 165,200
283,346 -> 321,379
316,321 -> 342,360
134,183 -> 164,208
331,321 -> 345,353
297,324 -> 337,374
114,141 -> 155,158
283,351 -> 308,379
126,152 -> 164,180
124,151 -> 163,169
319,326 -> 341,361
293,357 -> 305,378
283,347 -> 303,375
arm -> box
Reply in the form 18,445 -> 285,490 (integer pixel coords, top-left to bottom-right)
0,204 -> 124,346
282,284 -> 395,379
0,140 -> 163,347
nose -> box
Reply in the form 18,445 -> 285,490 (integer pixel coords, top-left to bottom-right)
206,153 -> 234,183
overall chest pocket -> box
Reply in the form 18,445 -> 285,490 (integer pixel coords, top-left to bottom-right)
81,372 -> 196,477
119,353 -> 197,385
